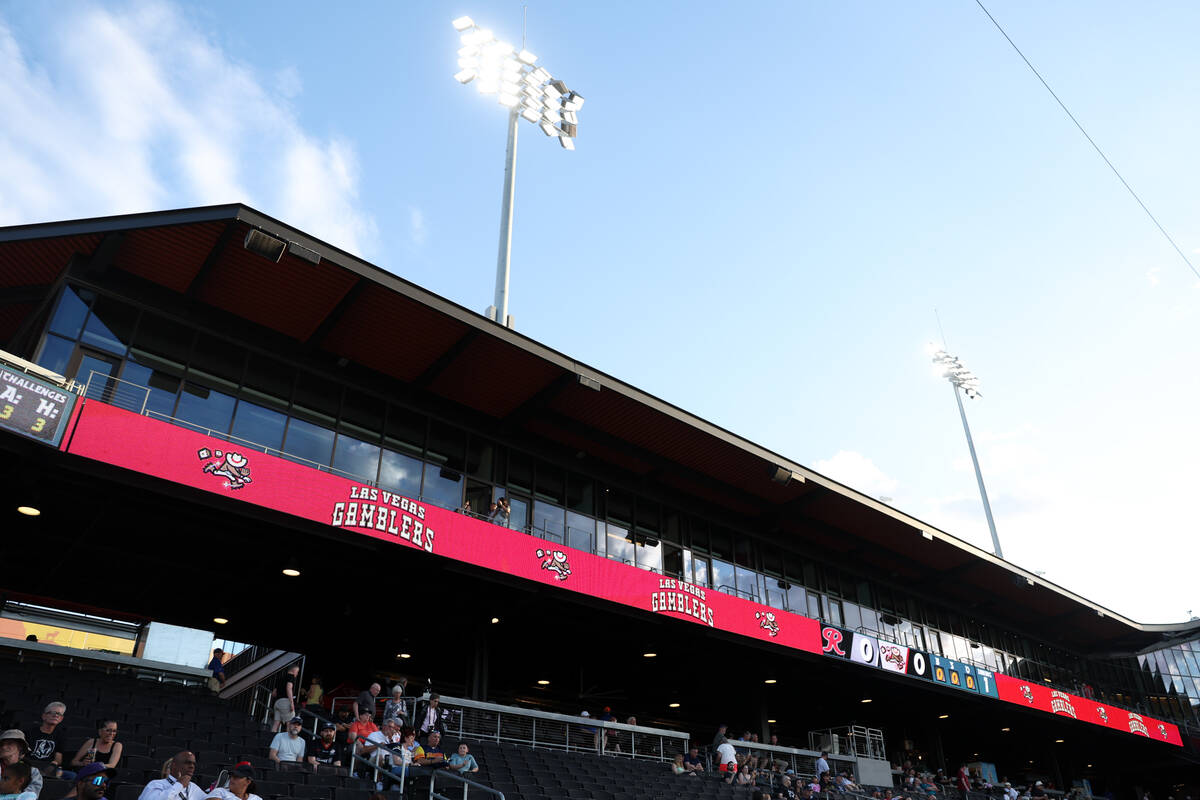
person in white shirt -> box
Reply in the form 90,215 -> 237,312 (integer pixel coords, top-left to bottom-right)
715,737 -> 738,784
268,719 -> 307,766
815,751 -> 831,780
138,752 -> 207,800
1004,783 -> 1019,800
362,719 -> 402,773
204,762 -> 261,800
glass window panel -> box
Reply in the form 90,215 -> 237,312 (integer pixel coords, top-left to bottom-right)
534,462 -> 564,504
122,350 -> 181,418
566,474 -> 594,514
230,400 -> 287,451
49,288 -> 90,339
333,434 -> 381,482
175,381 -> 235,435
807,593 -> 821,620
293,372 -> 340,421
734,565 -> 758,601
689,519 -> 709,554
709,527 -> 732,560
385,406 -> 425,455
605,488 -> 632,525
662,544 -> 683,578
36,334 -> 75,377
636,501 -> 660,534
732,539 -> 753,568
761,547 -> 782,577
711,558 -> 735,594
427,419 -> 466,469
283,417 -> 336,466
635,538 -> 662,572
80,296 -> 136,355
785,583 -> 806,615
465,436 -> 495,480
823,597 -> 843,626
860,608 -> 880,635
605,523 -> 632,565
691,556 -> 709,588
132,311 -> 193,363
340,392 -> 384,437
843,602 -> 862,631
244,352 -> 294,403
190,333 -> 245,385
762,576 -> 786,610
507,451 -> 532,493
379,449 -> 423,498
423,462 -> 463,509
532,499 -> 565,543
912,626 -> 927,651
506,494 -> 529,531
566,512 -> 595,554
662,510 -> 682,544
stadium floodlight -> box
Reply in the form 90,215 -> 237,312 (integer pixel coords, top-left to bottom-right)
930,347 -> 1003,559
452,16 -> 584,328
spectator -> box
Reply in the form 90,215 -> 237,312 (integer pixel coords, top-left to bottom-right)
204,761 -> 260,800
446,743 -> 478,776
382,686 -> 407,726
779,775 -> 798,800
207,649 -> 226,693
670,754 -> 693,777
456,500 -> 471,515
362,719 -> 402,774
919,774 -> 939,796
25,702 -> 69,779
304,675 -> 325,714
682,746 -> 704,774
70,764 -> 114,800
839,772 -> 859,792
1004,783 -> 1019,800
307,723 -> 342,772
596,707 -> 618,753
70,721 -> 122,771
388,728 -> 418,783
347,709 -> 379,762
1031,781 -> 1047,799
270,665 -> 301,733
415,731 -> 445,766
354,684 -> 381,720
0,731 -> 41,799
0,760 -> 36,800
712,724 -> 728,748
138,751 -> 206,800
415,694 -> 446,737
268,718 -> 306,768
815,751 -> 830,782
957,765 -> 970,793
715,737 -> 738,784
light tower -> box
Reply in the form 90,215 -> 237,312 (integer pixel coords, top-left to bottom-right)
452,15 -> 584,328
931,348 -> 1003,559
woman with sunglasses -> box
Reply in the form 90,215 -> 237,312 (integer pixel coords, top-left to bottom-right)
70,721 -> 122,770
205,762 -> 261,800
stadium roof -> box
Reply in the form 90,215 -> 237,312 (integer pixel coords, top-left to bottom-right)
2,204 -> 1196,654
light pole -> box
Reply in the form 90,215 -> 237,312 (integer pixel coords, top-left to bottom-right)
931,348 -> 1003,559
452,15 -> 584,328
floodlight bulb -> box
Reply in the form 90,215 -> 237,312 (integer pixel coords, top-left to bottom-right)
517,49 -> 537,65
477,80 -> 500,95
531,67 -> 551,84
451,16 -> 475,31
565,92 -> 585,110
454,69 -> 476,84
559,136 -> 575,151
562,110 -> 578,124
498,92 -> 519,108
539,120 -> 557,137
520,107 -> 540,122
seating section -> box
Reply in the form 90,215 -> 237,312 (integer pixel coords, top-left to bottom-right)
467,739 -> 751,800
0,658 -> 376,800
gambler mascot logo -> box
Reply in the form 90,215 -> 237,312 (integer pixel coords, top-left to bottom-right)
755,611 -> 780,637
199,448 -> 252,490
535,548 -> 572,581
1019,684 -> 1035,705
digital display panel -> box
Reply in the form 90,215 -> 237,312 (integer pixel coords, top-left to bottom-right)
0,364 -> 77,447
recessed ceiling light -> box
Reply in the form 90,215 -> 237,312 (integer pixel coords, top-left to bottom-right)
767,719 -> 777,724
212,617 -> 228,625
938,714 -> 949,719
1054,739 -> 1064,743
860,699 -> 872,703
282,568 -> 301,577
668,702 -> 680,708
17,506 -> 40,516
491,617 -> 500,624
537,680 -> 550,685
764,679 -> 777,684
397,653 -> 411,659
1001,727 -> 1010,732
643,652 -> 657,658
1043,677 -> 1052,682
1086,764 -> 1092,768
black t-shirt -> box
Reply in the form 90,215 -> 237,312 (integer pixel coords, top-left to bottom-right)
276,673 -> 296,700
309,739 -> 341,765
25,725 -> 67,766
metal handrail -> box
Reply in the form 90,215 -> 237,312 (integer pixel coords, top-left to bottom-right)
427,693 -> 687,763
432,768 -> 506,800
705,739 -> 857,782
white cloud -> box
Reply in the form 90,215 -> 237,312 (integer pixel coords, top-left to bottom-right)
0,1 -> 376,255
815,450 -> 899,498
409,207 -> 427,246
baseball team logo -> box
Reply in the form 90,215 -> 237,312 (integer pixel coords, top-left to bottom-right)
1050,690 -> 1077,718
1096,706 -> 1109,723
199,448 -> 253,489
1127,712 -> 1149,737
822,627 -> 846,656
1019,684 -> 1035,704
755,611 -> 780,637
1157,723 -> 1167,739
535,548 -> 571,581
880,644 -> 906,670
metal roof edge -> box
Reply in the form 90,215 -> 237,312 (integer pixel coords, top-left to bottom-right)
0,204 -> 245,241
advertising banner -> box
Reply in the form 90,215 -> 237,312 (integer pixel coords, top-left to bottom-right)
62,400 -> 822,656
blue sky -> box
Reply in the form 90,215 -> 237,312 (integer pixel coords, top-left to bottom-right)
1,1 -> 1197,623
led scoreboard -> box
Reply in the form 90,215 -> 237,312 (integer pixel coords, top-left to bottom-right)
0,364 -> 77,447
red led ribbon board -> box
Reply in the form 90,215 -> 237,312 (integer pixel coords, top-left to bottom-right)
994,674 -> 1182,746
63,400 -> 822,655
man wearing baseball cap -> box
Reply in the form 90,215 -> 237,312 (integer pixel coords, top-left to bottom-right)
306,722 -> 342,772
0,730 -> 42,798
74,762 -> 115,800
268,718 -> 306,768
